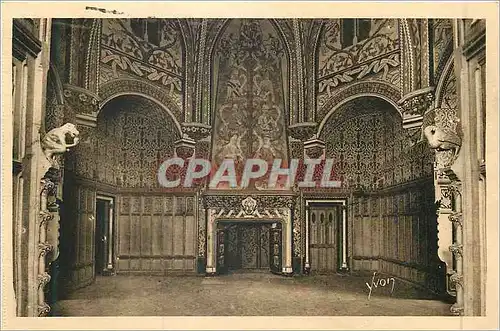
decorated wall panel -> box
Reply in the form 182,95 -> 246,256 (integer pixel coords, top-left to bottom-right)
70,96 -> 180,188
117,194 -> 197,273
317,19 -> 400,109
211,19 -> 289,189
100,19 -> 184,111
320,96 -> 439,290
321,97 -> 434,190
350,182 -> 443,293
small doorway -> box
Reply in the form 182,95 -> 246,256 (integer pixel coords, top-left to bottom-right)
95,196 -> 114,275
307,202 -> 347,273
216,221 -> 282,274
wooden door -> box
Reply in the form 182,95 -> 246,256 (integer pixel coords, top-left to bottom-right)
95,199 -> 110,275
309,204 -> 341,273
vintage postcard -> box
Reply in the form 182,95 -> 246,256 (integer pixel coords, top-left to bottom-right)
1,1 -> 498,330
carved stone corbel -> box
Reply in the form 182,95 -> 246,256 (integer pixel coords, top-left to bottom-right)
449,271 -> 464,288
399,86 -> 435,128
288,122 -> 317,142
175,135 -> 196,159
63,84 -> 100,127
37,303 -> 51,317
303,136 -> 325,159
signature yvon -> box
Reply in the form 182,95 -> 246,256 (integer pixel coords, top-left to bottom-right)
365,271 -> 395,299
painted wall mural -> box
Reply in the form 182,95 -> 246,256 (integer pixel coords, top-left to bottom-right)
211,19 -> 289,190
100,19 -> 184,109
317,19 -> 400,108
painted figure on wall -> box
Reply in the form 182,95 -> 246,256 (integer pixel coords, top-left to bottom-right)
211,19 -> 289,189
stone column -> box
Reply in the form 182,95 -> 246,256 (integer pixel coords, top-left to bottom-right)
288,122 -> 318,274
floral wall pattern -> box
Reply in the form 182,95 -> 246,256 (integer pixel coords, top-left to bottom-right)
67,96 -> 180,188
95,96 -> 180,188
100,19 -> 184,110
211,19 -> 289,190
321,97 -> 434,189
320,96 -> 438,290
317,19 -> 400,108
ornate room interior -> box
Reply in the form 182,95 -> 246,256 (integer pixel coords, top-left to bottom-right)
10,18 -> 487,317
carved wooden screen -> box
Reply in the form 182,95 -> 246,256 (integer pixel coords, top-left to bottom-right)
309,204 -> 341,273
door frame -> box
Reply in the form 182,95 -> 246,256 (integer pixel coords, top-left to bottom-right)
95,194 -> 116,275
305,199 -> 348,273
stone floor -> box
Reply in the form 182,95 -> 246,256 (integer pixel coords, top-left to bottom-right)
52,271 -> 452,316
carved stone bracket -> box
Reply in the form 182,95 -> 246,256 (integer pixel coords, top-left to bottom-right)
37,303 -> 51,317
175,135 -> 196,159
399,86 -> 435,128
38,211 -> 54,228
303,137 -> 325,159
450,304 -> 464,316
41,123 -> 81,169
40,178 -> 56,195
288,122 -> 317,142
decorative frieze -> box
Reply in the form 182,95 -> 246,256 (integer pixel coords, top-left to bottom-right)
203,194 -> 297,210
182,122 -> 212,141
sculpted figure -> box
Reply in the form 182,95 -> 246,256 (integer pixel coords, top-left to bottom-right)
424,125 -> 461,152
42,123 -> 80,163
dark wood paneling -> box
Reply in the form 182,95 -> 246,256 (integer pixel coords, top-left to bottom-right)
116,194 -> 196,273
